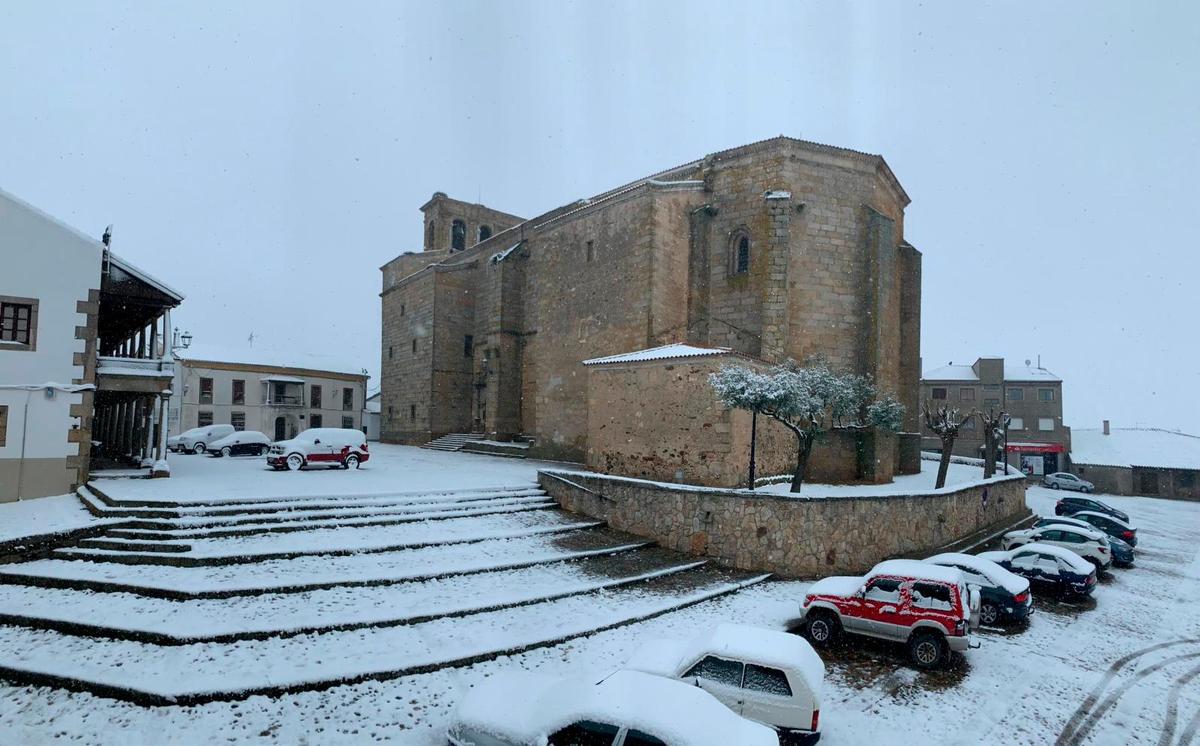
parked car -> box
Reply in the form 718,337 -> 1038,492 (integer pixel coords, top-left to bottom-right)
167,424 -> 235,455
979,543 -> 1098,597
1053,495 -> 1129,523
1001,524 -> 1112,573
266,427 -> 370,471
1034,516 -> 1136,567
207,430 -> 272,458
798,559 -> 979,670
446,668 -> 778,746
923,552 -> 1032,626
1069,510 -> 1138,548
1043,472 -> 1095,493
625,623 -> 824,745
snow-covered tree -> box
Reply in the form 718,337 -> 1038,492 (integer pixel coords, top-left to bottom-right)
710,358 -> 904,493
923,404 -> 973,489
973,408 -> 1011,478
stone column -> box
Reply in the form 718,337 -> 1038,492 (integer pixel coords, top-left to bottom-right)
142,396 -> 156,467
760,192 -> 792,362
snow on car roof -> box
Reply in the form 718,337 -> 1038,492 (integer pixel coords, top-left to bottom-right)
685,623 -> 825,695
1073,510 -> 1133,529
1033,523 -> 1107,542
1037,515 -> 1093,530
924,553 -> 1029,596
1007,542 -> 1095,574
210,431 -> 271,447
806,575 -> 865,598
869,559 -> 966,587
454,669 -> 776,745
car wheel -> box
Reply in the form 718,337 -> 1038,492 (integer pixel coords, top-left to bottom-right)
909,631 -> 948,669
805,611 -> 840,647
980,602 -> 1000,626
220,446 -> 232,458
192,443 -> 206,455
1049,482 -> 1060,489
286,454 -> 304,471
344,454 -> 360,470
1081,487 -> 1092,494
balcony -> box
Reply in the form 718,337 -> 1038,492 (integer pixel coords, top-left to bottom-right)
262,377 -> 305,407
96,355 -> 175,395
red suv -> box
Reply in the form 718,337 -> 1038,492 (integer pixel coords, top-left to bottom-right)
798,559 -> 980,669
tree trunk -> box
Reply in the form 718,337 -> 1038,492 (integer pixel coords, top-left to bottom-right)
790,435 -> 814,493
983,431 -> 997,479
936,444 -> 953,489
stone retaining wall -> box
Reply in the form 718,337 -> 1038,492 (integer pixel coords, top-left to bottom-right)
539,469 -> 1030,577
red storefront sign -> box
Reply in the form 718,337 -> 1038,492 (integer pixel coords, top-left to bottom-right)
1006,442 -> 1064,454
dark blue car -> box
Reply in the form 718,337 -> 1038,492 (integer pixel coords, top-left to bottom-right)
1054,495 -> 1129,523
925,552 -> 1033,626
979,543 -> 1098,597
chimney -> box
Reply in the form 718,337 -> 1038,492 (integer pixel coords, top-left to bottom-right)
1103,420 -> 1110,436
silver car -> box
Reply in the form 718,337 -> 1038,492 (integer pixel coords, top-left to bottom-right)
1043,472 -> 1095,493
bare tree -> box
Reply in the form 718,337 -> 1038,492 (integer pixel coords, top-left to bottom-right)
923,404 -> 973,489
974,408 -> 1010,478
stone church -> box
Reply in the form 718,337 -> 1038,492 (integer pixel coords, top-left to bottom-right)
379,136 -> 922,486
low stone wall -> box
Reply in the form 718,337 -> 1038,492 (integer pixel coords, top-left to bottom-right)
539,469 -> 1030,578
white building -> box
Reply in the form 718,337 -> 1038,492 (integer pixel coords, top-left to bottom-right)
1,188 -> 182,501
170,345 -> 369,441
364,389 -> 381,441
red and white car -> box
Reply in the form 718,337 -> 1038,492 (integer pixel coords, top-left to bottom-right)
798,559 -> 980,669
267,428 -> 369,471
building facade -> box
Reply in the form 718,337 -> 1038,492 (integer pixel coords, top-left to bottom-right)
1070,423 -> 1200,500
1,189 -> 182,501
170,349 -> 368,441
379,137 -> 922,485
921,357 -> 1070,474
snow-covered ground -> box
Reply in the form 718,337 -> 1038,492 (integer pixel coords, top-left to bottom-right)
0,493 -> 112,545
755,459 -> 1022,497
1,451 -> 1198,745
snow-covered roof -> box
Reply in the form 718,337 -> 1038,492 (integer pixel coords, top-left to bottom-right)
1070,427 -> 1200,470
690,623 -> 824,694
176,343 -> 367,378
582,343 -> 733,366
108,252 -> 185,302
924,552 -> 1029,595
489,240 -> 523,265
922,360 -> 1061,383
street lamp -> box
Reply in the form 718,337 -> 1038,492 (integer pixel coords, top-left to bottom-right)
181,331 -> 192,349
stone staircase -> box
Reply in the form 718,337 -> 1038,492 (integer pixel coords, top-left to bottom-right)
420,433 -> 478,451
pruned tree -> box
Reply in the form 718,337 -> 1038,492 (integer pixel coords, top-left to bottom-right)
923,404 -> 973,489
710,358 -> 904,493
974,408 -> 1011,478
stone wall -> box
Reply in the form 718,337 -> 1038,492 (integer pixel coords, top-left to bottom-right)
539,469 -> 1030,577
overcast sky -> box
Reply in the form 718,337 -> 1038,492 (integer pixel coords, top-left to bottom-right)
3,1 -> 1197,433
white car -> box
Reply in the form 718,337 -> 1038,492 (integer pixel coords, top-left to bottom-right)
168,424 -> 235,455
1001,524 -> 1111,572
207,430 -> 273,458
1043,472 -> 1095,493
446,669 -> 777,746
625,623 -> 823,744
267,427 -> 370,471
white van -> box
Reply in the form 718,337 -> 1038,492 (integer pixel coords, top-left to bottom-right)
267,427 -> 370,471
168,424 -> 236,455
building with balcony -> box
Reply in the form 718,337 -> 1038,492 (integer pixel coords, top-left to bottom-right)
921,356 -> 1070,475
169,345 -> 369,442
0,188 -> 182,501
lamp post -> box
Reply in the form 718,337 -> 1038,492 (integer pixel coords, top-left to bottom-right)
748,410 -> 758,490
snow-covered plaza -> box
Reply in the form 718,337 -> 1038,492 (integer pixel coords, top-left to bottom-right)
1,445 -> 1198,745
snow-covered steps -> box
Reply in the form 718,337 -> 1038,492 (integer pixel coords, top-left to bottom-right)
0,527 -> 648,598
419,433 -> 475,452
72,537 -> 192,554
49,510 -> 601,566
0,547 -> 704,644
0,566 -> 770,705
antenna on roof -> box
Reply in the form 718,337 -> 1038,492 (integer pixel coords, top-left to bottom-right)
1037,354 -> 1042,369
247,331 -> 256,349
101,225 -> 112,247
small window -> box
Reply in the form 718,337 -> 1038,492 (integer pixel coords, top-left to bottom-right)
1009,417 -> 1024,430
412,339 -> 417,355
478,225 -> 492,242
585,240 -> 595,262
730,233 -> 751,275
197,411 -> 213,427
547,721 -> 620,746
311,385 -> 322,409
864,578 -> 902,603
0,298 -> 37,349
451,219 -> 467,251
232,379 -> 245,405
1038,388 -> 1055,402
199,378 -> 214,404
911,582 -> 953,611
931,388 -> 947,401
387,405 -> 394,419
0,404 -> 8,447
464,334 -> 474,358
388,345 -> 394,360
743,664 -> 792,697
960,387 -> 975,401
683,656 -> 744,688
1038,418 -> 1055,432
1007,387 -> 1024,401
410,404 -> 416,421
231,412 -> 246,431
342,387 -> 354,411
426,221 -> 435,249
310,414 -> 323,428
400,303 -> 406,317
342,415 -> 354,429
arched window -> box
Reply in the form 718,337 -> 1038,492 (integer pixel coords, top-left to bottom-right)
730,231 -> 751,275
426,221 -> 435,249
451,220 -> 467,251
478,225 -> 492,242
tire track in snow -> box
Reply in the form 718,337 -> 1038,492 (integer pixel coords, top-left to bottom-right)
1157,662 -> 1200,746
